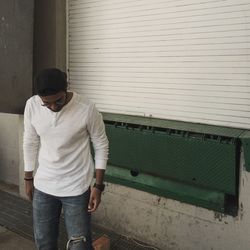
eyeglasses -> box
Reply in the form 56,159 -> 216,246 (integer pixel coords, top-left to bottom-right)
41,92 -> 67,108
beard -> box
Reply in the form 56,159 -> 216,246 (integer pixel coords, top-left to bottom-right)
48,106 -> 63,112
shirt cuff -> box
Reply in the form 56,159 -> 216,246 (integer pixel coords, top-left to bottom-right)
24,161 -> 36,172
95,159 -> 108,170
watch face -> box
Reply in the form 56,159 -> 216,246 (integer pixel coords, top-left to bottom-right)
94,183 -> 105,191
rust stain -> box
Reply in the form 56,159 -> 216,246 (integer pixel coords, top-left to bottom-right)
214,212 -> 227,222
157,197 -> 161,204
240,202 -> 244,220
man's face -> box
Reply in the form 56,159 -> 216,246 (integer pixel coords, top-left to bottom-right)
40,91 -> 67,112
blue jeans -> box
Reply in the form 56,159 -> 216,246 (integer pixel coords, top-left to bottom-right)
33,188 -> 93,250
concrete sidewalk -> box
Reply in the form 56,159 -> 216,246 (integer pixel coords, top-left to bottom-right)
0,225 -> 35,250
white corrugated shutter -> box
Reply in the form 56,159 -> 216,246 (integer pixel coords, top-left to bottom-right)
67,0 -> 250,129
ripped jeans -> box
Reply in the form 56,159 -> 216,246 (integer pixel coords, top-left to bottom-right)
33,188 -> 94,250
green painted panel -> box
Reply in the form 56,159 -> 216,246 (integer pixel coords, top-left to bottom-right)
105,165 -> 226,213
103,113 -> 244,138
105,124 -> 237,195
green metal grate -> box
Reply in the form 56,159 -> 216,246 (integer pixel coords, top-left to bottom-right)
102,113 -> 243,214
105,122 -> 237,195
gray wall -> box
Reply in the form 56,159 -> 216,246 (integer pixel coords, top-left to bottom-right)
0,0 -> 34,185
0,0 -> 34,114
33,0 -> 66,84
0,113 -> 20,185
0,0 -> 66,114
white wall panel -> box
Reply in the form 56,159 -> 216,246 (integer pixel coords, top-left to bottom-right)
68,0 -> 250,129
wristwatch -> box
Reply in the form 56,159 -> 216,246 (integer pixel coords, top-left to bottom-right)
93,183 -> 105,192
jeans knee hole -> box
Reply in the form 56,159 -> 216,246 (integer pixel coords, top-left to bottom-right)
66,235 -> 86,249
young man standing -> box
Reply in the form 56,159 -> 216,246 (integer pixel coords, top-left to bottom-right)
23,68 -> 109,250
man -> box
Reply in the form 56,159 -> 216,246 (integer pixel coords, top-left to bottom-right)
23,68 -> 109,250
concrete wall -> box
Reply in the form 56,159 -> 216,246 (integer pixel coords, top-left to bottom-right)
0,113 -> 20,185
94,152 -> 250,250
0,0 -> 33,186
33,0 -> 66,82
0,0 -> 34,114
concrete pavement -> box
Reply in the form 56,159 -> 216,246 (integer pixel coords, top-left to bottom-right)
0,225 -> 35,250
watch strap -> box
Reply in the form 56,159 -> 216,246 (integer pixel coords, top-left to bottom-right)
93,183 -> 105,192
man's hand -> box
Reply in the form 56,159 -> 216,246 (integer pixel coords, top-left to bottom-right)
88,187 -> 102,212
25,180 -> 34,201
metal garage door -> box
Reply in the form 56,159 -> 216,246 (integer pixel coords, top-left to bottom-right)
67,0 -> 250,129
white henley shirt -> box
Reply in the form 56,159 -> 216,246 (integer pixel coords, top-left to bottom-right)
23,92 -> 109,196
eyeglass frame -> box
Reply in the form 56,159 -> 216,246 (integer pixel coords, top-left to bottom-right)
41,91 -> 67,108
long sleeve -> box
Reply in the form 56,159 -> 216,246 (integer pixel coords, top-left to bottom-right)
23,100 -> 40,171
87,103 -> 109,170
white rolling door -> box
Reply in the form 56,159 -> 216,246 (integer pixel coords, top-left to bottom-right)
67,0 -> 250,129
